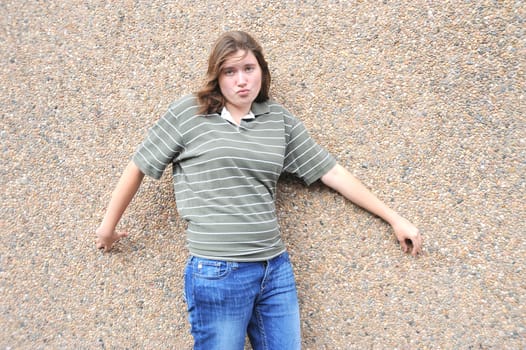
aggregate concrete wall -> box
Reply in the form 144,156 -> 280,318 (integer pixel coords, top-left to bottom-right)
1,1 -> 524,348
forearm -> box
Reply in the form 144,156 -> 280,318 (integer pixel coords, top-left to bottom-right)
99,161 -> 145,232
321,163 -> 422,255
321,164 -> 401,225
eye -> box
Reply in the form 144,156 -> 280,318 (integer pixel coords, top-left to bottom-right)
223,68 -> 235,76
245,65 -> 255,73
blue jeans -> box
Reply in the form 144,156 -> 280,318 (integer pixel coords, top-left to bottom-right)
184,252 -> 301,350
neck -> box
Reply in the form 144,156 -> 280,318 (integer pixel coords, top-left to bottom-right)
225,104 -> 250,122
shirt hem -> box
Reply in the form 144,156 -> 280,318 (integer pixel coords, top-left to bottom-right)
188,247 -> 287,262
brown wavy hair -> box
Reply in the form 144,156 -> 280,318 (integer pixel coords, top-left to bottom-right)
197,31 -> 271,115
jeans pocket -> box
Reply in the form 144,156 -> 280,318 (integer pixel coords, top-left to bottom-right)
193,258 -> 230,280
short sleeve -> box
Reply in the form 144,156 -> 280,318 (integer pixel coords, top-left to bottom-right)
132,102 -> 186,179
282,113 -> 337,185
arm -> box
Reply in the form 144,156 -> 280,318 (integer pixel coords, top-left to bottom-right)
321,163 -> 422,256
96,160 -> 145,252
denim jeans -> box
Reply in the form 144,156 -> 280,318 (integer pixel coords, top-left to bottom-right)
184,252 -> 301,350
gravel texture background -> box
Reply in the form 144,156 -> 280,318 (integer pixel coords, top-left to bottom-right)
1,0 -> 525,349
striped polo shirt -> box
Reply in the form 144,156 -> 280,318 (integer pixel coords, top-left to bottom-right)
133,94 -> 336,261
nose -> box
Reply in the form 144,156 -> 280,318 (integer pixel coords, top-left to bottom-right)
237,71 -> 247,85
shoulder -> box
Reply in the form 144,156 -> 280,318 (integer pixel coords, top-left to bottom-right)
161,94 -> 209,128
252,98 -> 291,113
167,94 -> 200,116
269,100 -> 302,130
254,99 -> 298,122
266,99 -> 289,114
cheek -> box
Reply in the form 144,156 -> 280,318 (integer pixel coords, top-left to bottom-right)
218,78 -> 229,93
256,75 -> 263,92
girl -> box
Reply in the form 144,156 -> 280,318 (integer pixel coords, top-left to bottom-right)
96,30 -> 422,349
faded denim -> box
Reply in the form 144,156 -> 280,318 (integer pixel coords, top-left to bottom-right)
184,252 -> 301,350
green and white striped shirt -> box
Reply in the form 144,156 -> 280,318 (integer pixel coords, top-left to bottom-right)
133,94 -> 336,261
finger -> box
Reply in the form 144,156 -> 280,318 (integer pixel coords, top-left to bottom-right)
97,243 -> 108,251
411,236 -> 423,256
411,244 -> 419,256
96,240 -> 110,252
399,238 -> 408,253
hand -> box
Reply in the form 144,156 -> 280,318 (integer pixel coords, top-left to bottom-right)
95,226 -> 128,252
391,216 -> 422,257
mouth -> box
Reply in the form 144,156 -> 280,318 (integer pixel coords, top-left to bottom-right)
237,89 -> 250,95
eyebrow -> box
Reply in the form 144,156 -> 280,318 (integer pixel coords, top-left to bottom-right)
222,62 -> 257,70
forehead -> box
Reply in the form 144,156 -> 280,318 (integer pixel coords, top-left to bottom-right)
222,50 -> 258,67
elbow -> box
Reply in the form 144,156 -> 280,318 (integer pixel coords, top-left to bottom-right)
321,163 -> 343,187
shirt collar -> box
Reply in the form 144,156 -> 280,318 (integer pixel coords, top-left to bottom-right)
220,107 -> 255,124
251,100 -> 270,116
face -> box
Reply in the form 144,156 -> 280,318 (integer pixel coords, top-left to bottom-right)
218,50 -> 262,116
